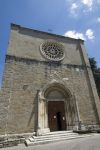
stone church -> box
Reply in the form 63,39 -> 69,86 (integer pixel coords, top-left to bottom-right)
0,24 -> 100,137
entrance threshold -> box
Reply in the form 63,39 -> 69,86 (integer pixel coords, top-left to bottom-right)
43,130 -> 73,135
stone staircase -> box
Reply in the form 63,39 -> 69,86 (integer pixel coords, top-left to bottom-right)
24,130 -> 94,146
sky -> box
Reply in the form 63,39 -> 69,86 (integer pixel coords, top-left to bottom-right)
0,0 -> 100,86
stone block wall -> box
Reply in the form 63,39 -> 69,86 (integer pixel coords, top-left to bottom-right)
0,55 -> 98,134
0,24 -> 100,135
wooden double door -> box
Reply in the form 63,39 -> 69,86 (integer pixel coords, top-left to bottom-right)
48,101 -> 66,131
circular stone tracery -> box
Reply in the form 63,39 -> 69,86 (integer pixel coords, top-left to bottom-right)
40,41 -> 65,61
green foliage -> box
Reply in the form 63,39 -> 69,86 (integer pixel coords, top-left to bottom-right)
89,57 -> 97,71
89,57 -> 100,98
97,68 -> 100,72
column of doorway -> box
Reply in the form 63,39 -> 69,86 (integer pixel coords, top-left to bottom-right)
37,97 -> 50,135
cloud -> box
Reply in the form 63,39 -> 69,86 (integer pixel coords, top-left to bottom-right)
97,17 -> 100,23
68,0 -> 95,17
81,0 -> 93,10
85,29 -> 95,40
70,3 -> 78,12
69,3 -> 79,17
64,30 -> 85,40
64,29 -> 95,41
67,0 -> 99,17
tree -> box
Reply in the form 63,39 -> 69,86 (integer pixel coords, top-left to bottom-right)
89,58 -> 100,98
89,57 -> 100,72
97,68 -> 100,73
89,57 -> 97,71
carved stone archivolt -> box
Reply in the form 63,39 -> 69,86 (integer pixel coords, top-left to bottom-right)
39,80 -> 73,101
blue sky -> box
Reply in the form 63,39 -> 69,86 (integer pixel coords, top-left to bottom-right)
0,0 -> 100,86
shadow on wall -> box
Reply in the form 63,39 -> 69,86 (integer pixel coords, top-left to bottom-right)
27,90 -> 39,131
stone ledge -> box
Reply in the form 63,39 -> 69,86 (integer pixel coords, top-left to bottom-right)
6,55 -> 91,69
0,132 -> 35,148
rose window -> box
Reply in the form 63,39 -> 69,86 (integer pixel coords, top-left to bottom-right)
40,41 -> 65,61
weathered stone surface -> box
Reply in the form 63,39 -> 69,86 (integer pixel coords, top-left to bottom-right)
0,24 -> 100,137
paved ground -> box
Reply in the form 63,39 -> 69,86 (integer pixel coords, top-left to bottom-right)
3,134 -> 100,150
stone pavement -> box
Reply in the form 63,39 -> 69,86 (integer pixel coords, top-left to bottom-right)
2,134 -> 100,150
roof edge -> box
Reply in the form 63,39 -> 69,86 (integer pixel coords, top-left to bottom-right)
10,23 -> 84,43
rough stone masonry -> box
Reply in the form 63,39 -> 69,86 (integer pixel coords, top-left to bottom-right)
0,24 -> 100,138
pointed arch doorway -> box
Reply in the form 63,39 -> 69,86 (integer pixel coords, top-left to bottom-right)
37,82 -> 78,135
44,84 -> 77,132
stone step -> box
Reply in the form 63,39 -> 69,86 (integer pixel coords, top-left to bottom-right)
25,130 -> 98,147
25,133 -> 94,146
25,136 -> 78,146
31,133 -> 78,141
32,134 -> 78,140
32,131 -> 78,138
29,134 -> 79,142
41,130 -> 73,135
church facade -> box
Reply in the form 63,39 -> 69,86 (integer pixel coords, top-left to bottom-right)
0,24 -> 100,136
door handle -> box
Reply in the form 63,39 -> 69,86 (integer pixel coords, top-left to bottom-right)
62,117 -> 65,120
